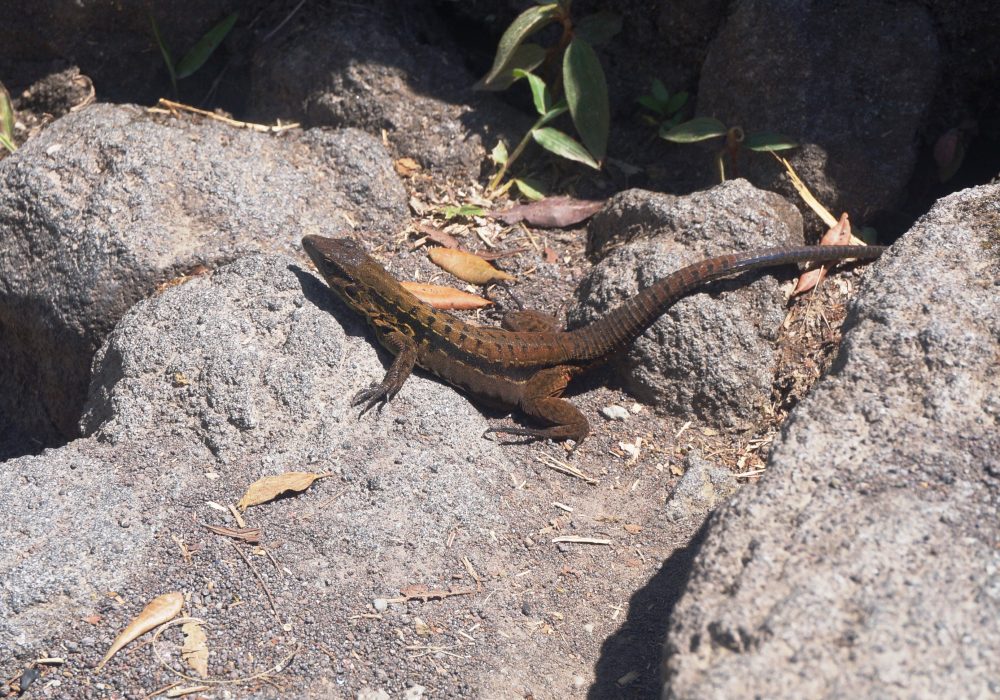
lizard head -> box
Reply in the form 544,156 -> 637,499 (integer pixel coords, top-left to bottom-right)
302,235 -> 389,313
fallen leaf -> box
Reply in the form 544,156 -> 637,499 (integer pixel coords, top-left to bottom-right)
237,471 -> 330,511
490,196 -> 604,228
166,686 -> 211,698
401,282 -> 493,310
414,224 -> 461,249
794,212 -> 851,295
428,247 -> 515,285
394,157 -> 421,177
201,523 -> 262,544
96,591 -> 184,671
181,621 -> 209,679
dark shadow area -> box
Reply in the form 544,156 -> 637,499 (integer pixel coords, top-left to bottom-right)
588,520 -> 709,699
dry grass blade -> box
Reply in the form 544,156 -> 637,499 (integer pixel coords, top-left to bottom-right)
201,523 -> 261,544
149,99 -> 299,133
535,453 -> 597,484
551,536 -> 612,546
97,591 -> 184,671
772,153 -> 837,228
397,584 -> 477,602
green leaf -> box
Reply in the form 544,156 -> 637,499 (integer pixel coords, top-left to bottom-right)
476,4 -> 560,90
176,12 -> 238,79
478,43 -> 546,91
513,69 -> 550,115
660,117 -> 728,143
514,178 -> 546,200
574,11 -> 622,46
149,12 -> 177,88
442,204 -> 485,220
636,95 -> 665,114
0,83 -> 14,145
563,39 -> 608,162
650,79 -> 670,105
743,131 -> 798,152
664,90 -> 689,116
491,140 -> 508,165
537,100 -> 568,128
0,133 -> 15,154
531,127 -> 600,169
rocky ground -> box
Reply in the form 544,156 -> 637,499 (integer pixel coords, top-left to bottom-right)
1,2 -> 998,699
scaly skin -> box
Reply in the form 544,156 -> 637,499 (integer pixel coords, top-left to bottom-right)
302,235 -> 885,444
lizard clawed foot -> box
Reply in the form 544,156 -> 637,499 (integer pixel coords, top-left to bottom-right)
482,426 -> 583,453
351,383 -> 396,416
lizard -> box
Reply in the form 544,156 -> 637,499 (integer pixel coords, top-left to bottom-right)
302,234 -> 886,445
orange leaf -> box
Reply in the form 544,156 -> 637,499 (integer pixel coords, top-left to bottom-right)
96,591 -> 183,671
428,247 -> 515,285
394,157 -> 421,177
401,282 -> 493,309
793,213 -> 851,295
237,471 -> 330,511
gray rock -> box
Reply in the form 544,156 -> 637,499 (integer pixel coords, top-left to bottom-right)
0,254 -> 510,688
250,6 -> 525,178
662,183 -> 1000,698
663,454 -> 738,525
697,0 -> 939,235
573,182 -> 807,428
0,103 -> 407,444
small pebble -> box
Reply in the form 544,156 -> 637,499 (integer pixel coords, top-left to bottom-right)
403,685 -> 426,700
600,405 -> 629,421
372,598 -> 388,613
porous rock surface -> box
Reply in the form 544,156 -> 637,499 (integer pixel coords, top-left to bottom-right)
0,103 -> 407,444
662,183 -> 1000,698
573,181 -> 808,429
697,0 -> 939,234
0,254 -> 518,697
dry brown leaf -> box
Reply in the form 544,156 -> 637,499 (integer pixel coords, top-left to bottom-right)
237,471 -> 330,511
201,523 -> 262,544
96,591 -> 183,671
401,281 -> 493,310
491,196 -> 604,228
414,224 -> 461,249
181,621 -> 209,679
428,247 -> 515,285
394,157 -> 421,177
794,212 -> 852,295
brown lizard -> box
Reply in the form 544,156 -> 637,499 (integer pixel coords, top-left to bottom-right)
302,234 -> 885,444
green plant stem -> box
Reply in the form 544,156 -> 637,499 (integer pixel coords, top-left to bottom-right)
715,150 -> 726,183
488,111 -> 550,192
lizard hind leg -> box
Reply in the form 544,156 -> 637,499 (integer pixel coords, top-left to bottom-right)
483,365 -> 589,446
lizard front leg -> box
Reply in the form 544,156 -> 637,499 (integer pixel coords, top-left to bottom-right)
485,366 -> 590,445
352,330 -> 417,413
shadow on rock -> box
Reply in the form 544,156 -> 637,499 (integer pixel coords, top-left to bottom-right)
588,521 -> 708,700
